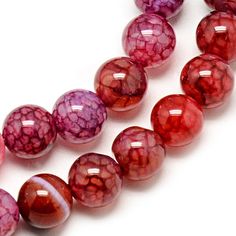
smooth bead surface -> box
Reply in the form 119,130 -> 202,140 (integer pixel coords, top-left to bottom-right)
196,11 -> 236,62
112,126 -> 165,181
68,153 -> 123,208
95,57 -> 147,111
135,0 -> 184,19
181,54 -> 234,108
0,134 -> 5,166
0,189 -> 19,236
18,174 -> 72,229
123,13 -> 176,68
52,89 -> 107,144
205,0 -> 236,14
151,94 -> 204,147
2,105 -> 57,159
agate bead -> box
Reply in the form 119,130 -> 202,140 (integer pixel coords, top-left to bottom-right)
68,153 -> 123,208
112,126 -> 165,181
151,94 -> 204,147
0,134 -> 5,165
123,13 -> 176,68
204,0 -> 236,14
181,54 -> 234,108
52,89 -> 107,144
2,105 -> 57,159
95,57 -> 147,111
17,174 -> 73,229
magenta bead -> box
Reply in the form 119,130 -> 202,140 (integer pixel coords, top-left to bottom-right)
123,14 -> 176,68
0,134 -> 5,166
0,189 -> 19,236
135,0 -> 184,19
2,105 -> 57,159
52,89 -> 107,144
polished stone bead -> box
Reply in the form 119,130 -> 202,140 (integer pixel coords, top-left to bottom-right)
0,189 -> 19,236
52,89 -> 107,144
95,57 -> 147,111
112,126 -> 165,181
123,13 -> 176,68
2,105 -> 57,159
181,54 -> 234,108
151,94 -> 204,147
68,153 -> 123,208
135,0 -> 184,19
18,174 -> 73,229
204,0 -> 236,14
196,11 -> 236,62
0,134 -> 5,166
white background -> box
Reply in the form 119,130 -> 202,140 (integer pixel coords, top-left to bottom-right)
0,1 -> 236,235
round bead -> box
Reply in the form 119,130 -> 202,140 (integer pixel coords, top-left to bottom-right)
95,57 -> 148,112
0,134 -> 5,166
204,0 -> 236,14
123,13 -> 176,68
135,0 -> 184,19
52,89 -> 107,144
18,174 -> 73,229
68,153 -> 123,208
196,11 -> 236,62
181,54 -> 234,109
112,126 -> 165,181
0,189 -> 19,236
2,105 -> 57,159
151,94 -> 204,147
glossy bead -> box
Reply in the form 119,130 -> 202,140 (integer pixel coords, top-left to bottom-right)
196,11 -> 236,62
18,174 -> 72,229
123,13 -> 176,68
52,89 -> 107,144
204,0 -> 236,14
112,126 -> 165,181
95,57 -> 148,111
151,94 -> 204,147
0,134 -> 5,166
68,153 -> 123,208
181,54 -> 234,109
135,0 -> 184,19
2,105 -> 57,159
0,189 -> 19,236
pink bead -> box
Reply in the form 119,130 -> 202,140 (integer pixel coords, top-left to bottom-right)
0,134 -> 5,166
68,153 -> 123,208
135,0 -> 184,19
123,13 -> 176,68
2,105 -> 57,159
151,94 -> 204,147
181,54 -> 234,109
112,126 -> 165,181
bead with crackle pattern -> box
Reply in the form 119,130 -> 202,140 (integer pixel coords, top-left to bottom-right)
52,89 -> 107,144
0,134 -> 5,166
204,0 -> 236,14
135,0 -> 184,19
151,94 -> 204,147
68,153 -> 123,208
2,105 -> 57,159
112,126 -> 165,181
95,57 -> 147,111
196,11 -> 236,62
17,174 -> 73,229
123,13 -> 176,68
0,189 -> 19,236
181,54 -> 234,109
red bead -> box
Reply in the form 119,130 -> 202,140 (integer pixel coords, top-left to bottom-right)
181,54 -> 234,109
18,174 -> 72,229
196,11 -> 236,62
151,94 -> 204,147
123,13 -> 176,68
2,105 -> 57,159
112,126 -> 165,181
95,57 -> 147,111
68,153 -> 123,208
204,0 -> 236,14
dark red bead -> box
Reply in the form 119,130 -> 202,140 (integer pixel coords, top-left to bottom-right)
196,11 -> 236,62
205,0 -> 236,14
181,54 -> 234,108
112,126 -> 165,181
95,57 -> 147,112
18,174 -> 73,229
68,153 -> 123,208
151,94 -> 204,147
